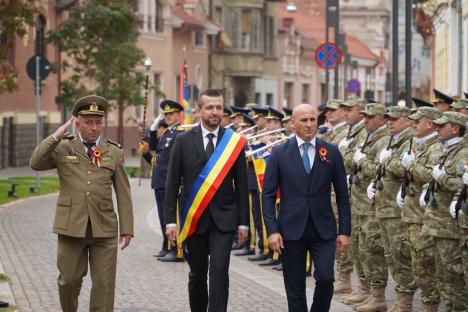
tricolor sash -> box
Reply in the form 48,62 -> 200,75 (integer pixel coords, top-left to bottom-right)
178,129 -> 247,243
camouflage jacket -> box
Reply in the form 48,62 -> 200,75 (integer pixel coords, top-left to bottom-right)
402,133 -> 443,224
423,140 -> 468,239
322,122 -> 348,145
356,125 -> 391,216
375,127 -> 414,219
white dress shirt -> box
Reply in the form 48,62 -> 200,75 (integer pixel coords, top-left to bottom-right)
79,134 -> 101,153
296,135 -> 316,170
200,123 -> 220,150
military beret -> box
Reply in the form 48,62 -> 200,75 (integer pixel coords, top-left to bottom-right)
360,103 -> 387,116
408,107 -> 442,121
340,95 -> 367,108
160,100 -> 184,113
325,99 -> 343,111
432,89 -> 454,104
230,106 -> 250,117
433,111 -> 468,127
72,95 -> 109,118
266,107 -> 284,120
384,106 -> 411,119
239,113 -> 256,127
450,99 -> 468,109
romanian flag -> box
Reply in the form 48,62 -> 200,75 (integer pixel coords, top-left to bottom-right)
178,129 -> 247,243
179,60 -> 192,124
250,144 -> 268,190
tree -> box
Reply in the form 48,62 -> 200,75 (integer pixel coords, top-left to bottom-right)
0,1 -> 36,94
48,0 -> 145,145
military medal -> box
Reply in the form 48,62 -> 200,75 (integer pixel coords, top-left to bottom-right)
318,147 -> 329,163
92,148 -> 103,167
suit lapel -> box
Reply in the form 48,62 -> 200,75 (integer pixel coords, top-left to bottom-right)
289,137 -> 308,186
192,125 -> 206,163
310,139 -> 322,188
71,138 -> 89,160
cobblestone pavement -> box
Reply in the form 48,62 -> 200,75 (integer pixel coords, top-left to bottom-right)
0,177 -> 429,312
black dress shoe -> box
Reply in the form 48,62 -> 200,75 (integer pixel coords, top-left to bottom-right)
272,263 -> 283,271
158,253 -> 184,262
233,249 -> 252,256
0,300 -> 9,308
153,249 -> 169,258
259,258 -> 280,266
231,243 -> 242,250
248,253 -> 268,261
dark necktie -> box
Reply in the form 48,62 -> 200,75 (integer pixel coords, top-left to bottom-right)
206,133 -> 215,159
83,142 -> 95,159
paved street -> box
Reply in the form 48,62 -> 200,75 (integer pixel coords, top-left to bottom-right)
0,177 -> 425,312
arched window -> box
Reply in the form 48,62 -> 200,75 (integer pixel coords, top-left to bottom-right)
35,15 -> 46,57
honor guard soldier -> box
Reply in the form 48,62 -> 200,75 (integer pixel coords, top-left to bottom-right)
320,99 -> 348,143
432,89 -> 454,112
251,107 -> 269,131
149,100 -> 185,262
282,107 -> 294,136
450,98 -> 468,116
421,112 -> 468,311
265,107 -> 284,131
30,95 -> 134,312
399,106 -> 443,311
222,107 -> 232,127
230,106 -> 250,131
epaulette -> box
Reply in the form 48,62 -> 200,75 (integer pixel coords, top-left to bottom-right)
106,139 -> 122,149
175,126 -> 186,131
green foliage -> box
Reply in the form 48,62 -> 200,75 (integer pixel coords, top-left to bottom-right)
0,1 -> 36,94
0,176 -> 59,205
0,273 -> 8,282
47,0 -> 145,111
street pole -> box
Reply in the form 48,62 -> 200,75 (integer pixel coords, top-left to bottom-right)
325,5 -> 330,102
35,55 -> 41,190
334,1 -> 340,99
456,0 -> 462,95
405,0 -> 412,107
392,0 -> 399,106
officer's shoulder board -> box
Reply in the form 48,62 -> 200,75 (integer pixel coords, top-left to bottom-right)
106,138 -> 122,149
174,126 -> 186,132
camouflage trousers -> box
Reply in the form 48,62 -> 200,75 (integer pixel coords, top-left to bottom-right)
379,217 -> 417,295
433,237 -> 468,311
360,215 -> 388,287
350,213 -> 366,283
334,203 -> 353,274
406,223 -> 440,305
461,227 -> 468,287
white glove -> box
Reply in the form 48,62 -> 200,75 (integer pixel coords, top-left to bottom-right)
449,201 -> 457,219
367,182 -> 376,200
462,172 -> 468,185
402,152 -> 416,169
432,166 -> 446,182
396,189 -> 405,209
353,149 -> 366,164
150,114 -> 164,131
378,148 -> 392,164
339,137 -> 354,150
346,175 -> 351,188
419,189 -> 428,208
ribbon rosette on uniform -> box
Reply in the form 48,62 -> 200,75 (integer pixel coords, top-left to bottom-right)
92,148 -> 103,167
318,147 -> 329,163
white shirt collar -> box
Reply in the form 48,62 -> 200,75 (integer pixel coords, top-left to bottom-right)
443,136 -> 463,150
416,131 -> 438,145
296,135 -> 316,149
200,122 -> 220,138
332,121 -> 347,131
79,133 -> 101,146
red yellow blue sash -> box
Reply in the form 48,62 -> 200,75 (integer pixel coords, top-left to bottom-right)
178,129 -> 247,243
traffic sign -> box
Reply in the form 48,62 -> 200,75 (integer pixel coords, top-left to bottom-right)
26,55 -> 51,81
347,79 -> 361,94
315,43 -> 343,69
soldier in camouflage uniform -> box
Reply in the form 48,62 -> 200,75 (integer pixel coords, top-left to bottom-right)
421,111 -> 468,311
351,103 -> 390,311
450,99 -> 468,116
367,106 -> 417,312
337,96 -> 369,302
320,99 -> 354,293
398,107 -> 443,311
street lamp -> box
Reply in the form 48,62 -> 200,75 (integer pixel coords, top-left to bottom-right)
286,2 -> 297,13
144,57 -> 153,72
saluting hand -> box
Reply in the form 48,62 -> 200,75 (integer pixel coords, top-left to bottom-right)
268,233 -> 284,255
53,117 -> 75,140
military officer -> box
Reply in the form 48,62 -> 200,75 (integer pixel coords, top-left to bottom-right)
450,99 -> 468,116
399,107 -> 443,311
265,107 -> 284,131
30,95 -> 134,312
221,107 -> 232,128
282,107 -> 294,136
149,100 -> 185,262
321,99 -> 348,143
432,89 -> 454,112
230,106 -> 250,130
251,107 -> 269,132
337,95 -> 369,304
351,103 -> 390,311
421,112 -> 468,311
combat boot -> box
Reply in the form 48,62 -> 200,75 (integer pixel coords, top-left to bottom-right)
343,281 -> 370,305
356,287 -> 387,312
387,292 -> 413,312
334,271 -> 352,294
421,302 -> 439,312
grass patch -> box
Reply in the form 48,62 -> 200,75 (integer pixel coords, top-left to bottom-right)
0,176 -> 59,205
0,274 -> 8,282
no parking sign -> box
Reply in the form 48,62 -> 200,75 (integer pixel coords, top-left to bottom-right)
347,79 -> 361,94
314,43 -> 343,69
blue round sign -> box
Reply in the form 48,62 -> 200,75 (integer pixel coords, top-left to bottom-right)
347,79 -> 361,94
315,43 -> 343,69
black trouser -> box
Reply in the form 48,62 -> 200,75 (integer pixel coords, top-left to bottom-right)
186,227 -> 235,312
154,188 -> 169,251
282,219 -> 335,312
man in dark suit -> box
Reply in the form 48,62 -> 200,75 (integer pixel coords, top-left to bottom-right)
165,89 -> 249,312
263,104 -> 351,312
